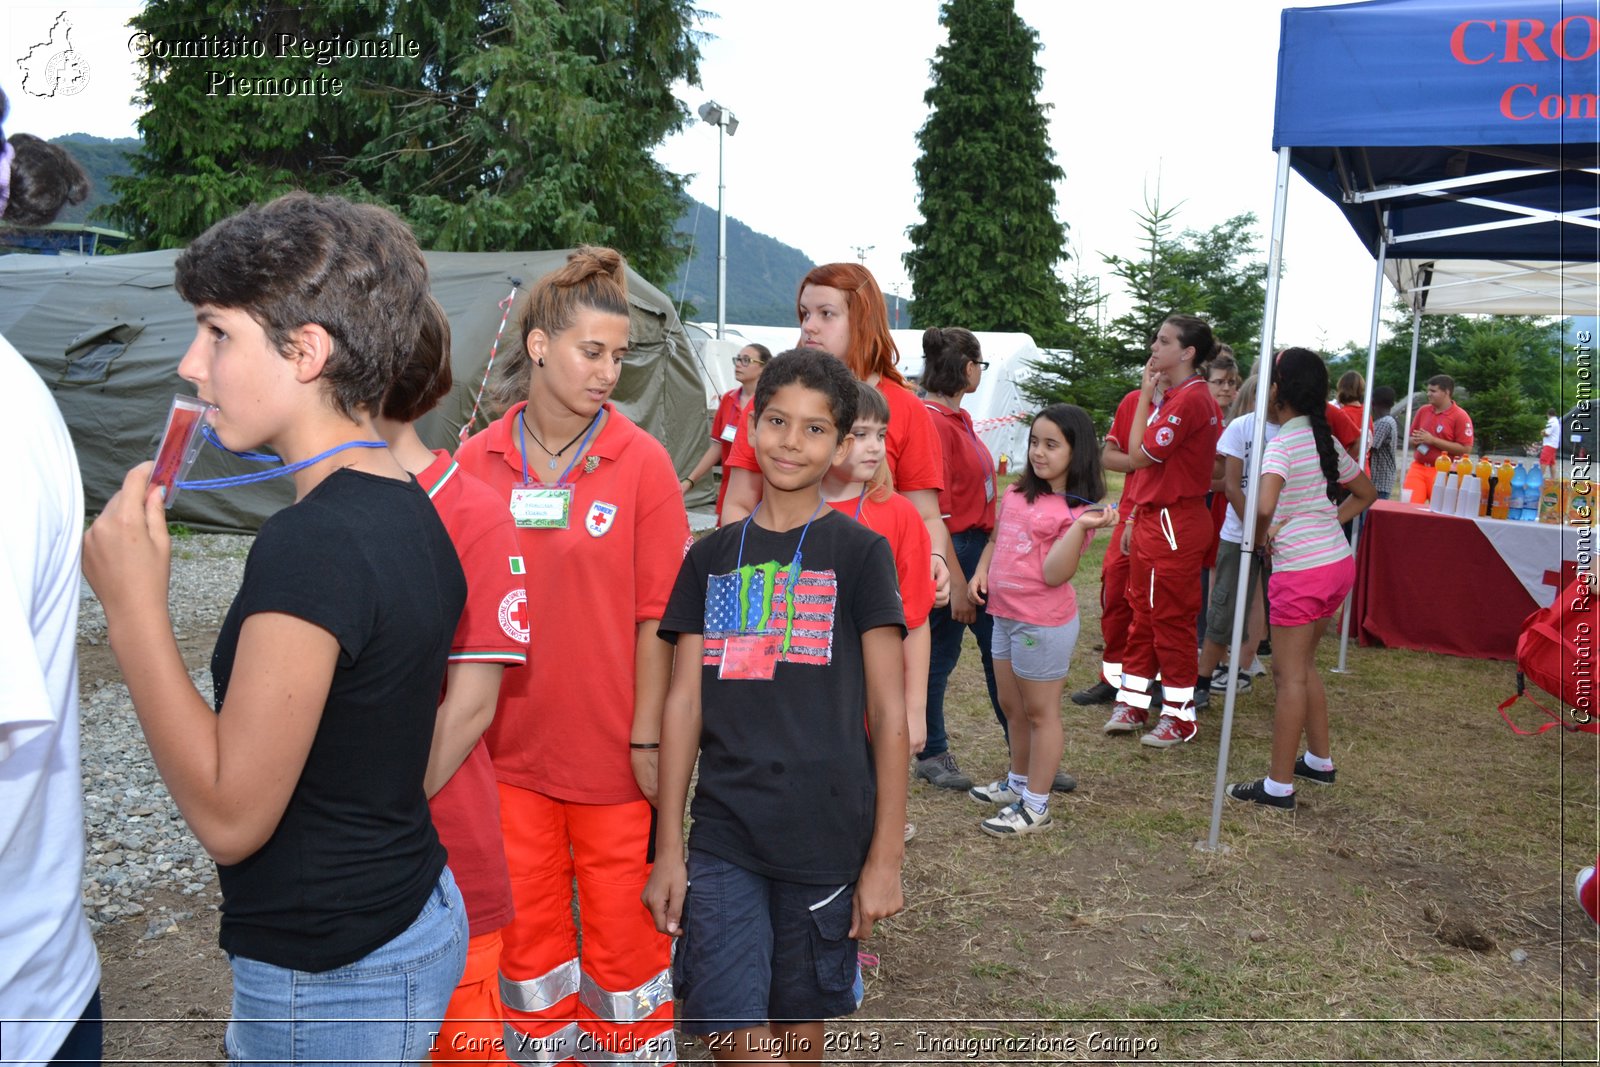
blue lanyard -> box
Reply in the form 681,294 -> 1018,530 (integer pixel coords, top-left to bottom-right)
199,424 -> 279,463
177,438 -> 388,490
519,409 -> 603,487
853,484 -> 868,520
735,499 -> 824,636
1062,491 -> 1106,509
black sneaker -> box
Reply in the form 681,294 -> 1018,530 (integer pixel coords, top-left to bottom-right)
1192,679 -> 1211,710
1292,756 -> 1336,785
913,751 -> 974,791
1051,769 -> 1078,793
1226,778 -> 1295,810
1257,638 -> 1273,658
1070,679 -> 1117,705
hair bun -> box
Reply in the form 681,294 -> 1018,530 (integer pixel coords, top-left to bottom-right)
922,327 -> 945,358
558,245 -> 629,291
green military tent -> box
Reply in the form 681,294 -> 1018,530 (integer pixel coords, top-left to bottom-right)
0,249 -> 707,532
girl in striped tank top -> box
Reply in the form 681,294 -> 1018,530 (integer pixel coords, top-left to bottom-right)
1227,348 -> 1376,810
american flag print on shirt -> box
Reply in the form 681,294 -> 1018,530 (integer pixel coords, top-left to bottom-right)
703,561 -> 838,666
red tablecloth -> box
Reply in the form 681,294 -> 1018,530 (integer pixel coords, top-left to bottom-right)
1352,500 -> 1584,661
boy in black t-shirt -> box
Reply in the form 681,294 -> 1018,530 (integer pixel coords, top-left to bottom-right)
646,348 -> 907,1060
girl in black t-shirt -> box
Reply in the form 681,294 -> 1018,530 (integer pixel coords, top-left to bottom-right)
82,194 -> 468,1064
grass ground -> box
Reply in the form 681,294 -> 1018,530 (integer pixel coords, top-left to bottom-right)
766,473 -> 1600,1064
96,495 -> 1599,1065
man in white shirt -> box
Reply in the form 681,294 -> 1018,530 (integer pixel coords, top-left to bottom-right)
1541,408 -> 1561,480
0,92 -> 102,1067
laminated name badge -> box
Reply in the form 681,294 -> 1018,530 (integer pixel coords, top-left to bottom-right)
150,394 -> 214,510
718,633 -> 782,680
720,422 -> 738,443
510,485 -> 572,529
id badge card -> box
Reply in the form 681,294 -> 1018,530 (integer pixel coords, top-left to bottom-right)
510,485 -> 572,529
983,472 -> 996,502
719,422 -> 738,443
718,634 -> 782,680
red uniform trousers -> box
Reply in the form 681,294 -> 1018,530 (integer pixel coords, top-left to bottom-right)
496,786 -> 675,1066
1119,498 -> 1211,720
433,930 -> 509,1064
1097,514 -> 1135,688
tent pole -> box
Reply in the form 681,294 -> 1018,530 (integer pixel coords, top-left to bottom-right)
1336,213 -> 1390,674
1401,304 -> 1422,469
1204,147 -> 1291,854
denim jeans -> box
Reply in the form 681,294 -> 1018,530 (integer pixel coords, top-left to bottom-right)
922,527 -> 1006,758
225,867 -> 468,1066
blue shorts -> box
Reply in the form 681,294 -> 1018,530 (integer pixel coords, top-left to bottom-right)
673,851 -> 863,1035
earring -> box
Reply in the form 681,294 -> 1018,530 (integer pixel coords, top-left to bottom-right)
536,358 -> 545,368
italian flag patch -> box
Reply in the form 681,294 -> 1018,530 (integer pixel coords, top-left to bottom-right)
510,556 -> 525,575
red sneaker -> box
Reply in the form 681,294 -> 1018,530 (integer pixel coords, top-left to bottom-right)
1140,715 -> 1198,748
1103,702 -> 1148,734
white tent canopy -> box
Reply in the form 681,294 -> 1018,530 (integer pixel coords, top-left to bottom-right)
1386,259 -> 1600,317
690,322 -> 1039,471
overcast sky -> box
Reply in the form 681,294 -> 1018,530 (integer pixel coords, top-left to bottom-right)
6,0 -> 1387,350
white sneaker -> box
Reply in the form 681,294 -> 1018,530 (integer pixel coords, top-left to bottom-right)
1245,656 -> 1267,677
980,802 -> 1053,837
968,778 -> 1020,806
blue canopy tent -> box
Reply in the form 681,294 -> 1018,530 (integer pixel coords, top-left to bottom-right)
1206,0 -> 1600,848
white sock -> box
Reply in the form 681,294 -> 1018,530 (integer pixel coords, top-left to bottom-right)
1303,751 -> 1334,772
1021,787 -> 1049,815
1008,771 -> 1028,795
1264,776 -> 1295,797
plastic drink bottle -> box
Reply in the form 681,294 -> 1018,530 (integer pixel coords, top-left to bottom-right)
1492,460 -> 1515,519
1510,464 -> 1530,520
1475,458 -> 1493,516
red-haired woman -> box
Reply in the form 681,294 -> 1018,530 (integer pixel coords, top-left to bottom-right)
722,263 -> 950,597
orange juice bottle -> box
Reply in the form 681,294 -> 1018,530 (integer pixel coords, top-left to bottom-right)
1491,460 -> 1514,519
1475,458 -> 1493,516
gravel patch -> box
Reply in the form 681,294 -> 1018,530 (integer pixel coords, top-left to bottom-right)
78,533 -> 250,932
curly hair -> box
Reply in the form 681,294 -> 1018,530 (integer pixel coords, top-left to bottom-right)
174,193 -> 430,419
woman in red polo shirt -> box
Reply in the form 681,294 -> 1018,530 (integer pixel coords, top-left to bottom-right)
1104,314 -> 1224,748
721,263 -> 950,599
454,247 -> 687,1065
916,326 -> 1001,791
679,342 -> 770,523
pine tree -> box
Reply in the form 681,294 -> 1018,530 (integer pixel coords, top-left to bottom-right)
110,0 -> 699,281
905,0 -> 1067,342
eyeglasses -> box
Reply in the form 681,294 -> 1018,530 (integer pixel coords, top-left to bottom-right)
732,356 -> 764,367
972,360 -> 991,370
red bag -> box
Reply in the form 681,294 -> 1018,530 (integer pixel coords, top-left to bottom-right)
1498,575 -> 1600,735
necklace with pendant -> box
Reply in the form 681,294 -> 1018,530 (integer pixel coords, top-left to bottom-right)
522,410 -> 600,470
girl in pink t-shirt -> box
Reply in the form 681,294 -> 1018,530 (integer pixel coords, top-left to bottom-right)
968,405 -> 1117,837
1227,348 -> 1376,811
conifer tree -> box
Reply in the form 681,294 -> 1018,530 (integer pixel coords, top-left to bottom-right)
905,0 -> 1067,342
111,0 -> 699,281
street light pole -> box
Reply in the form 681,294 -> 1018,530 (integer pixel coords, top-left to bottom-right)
698,101 -> 738,340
